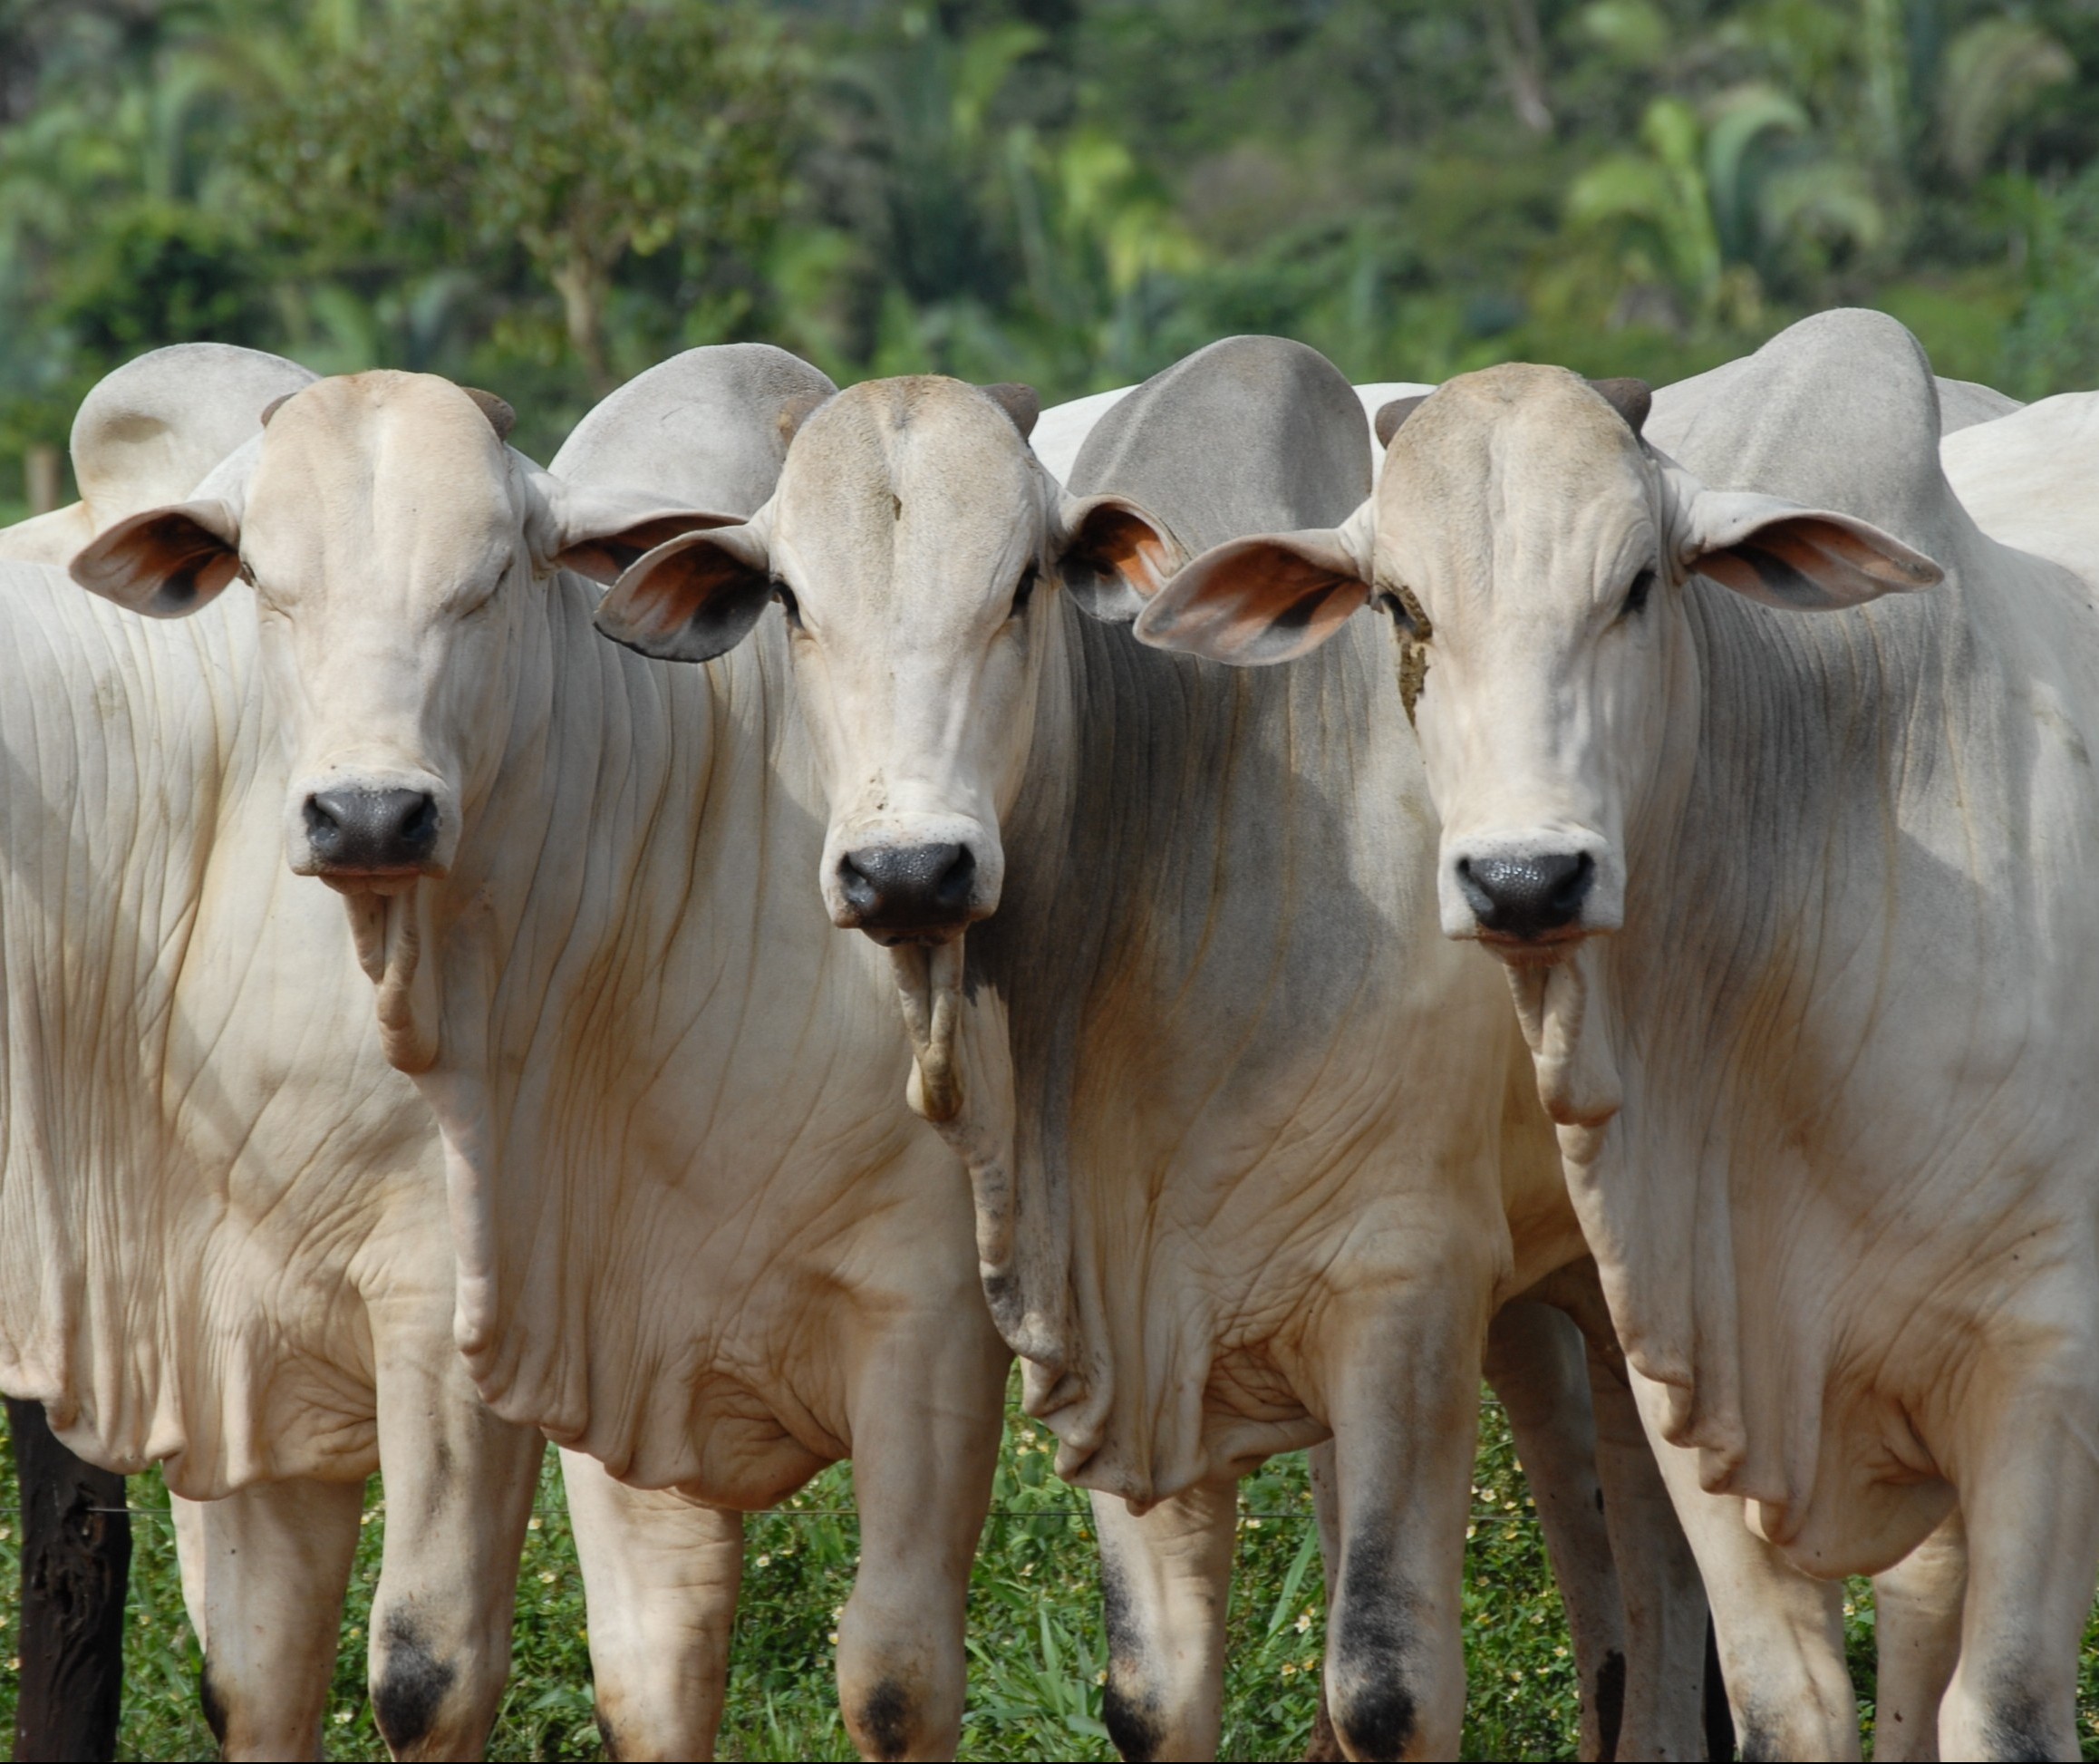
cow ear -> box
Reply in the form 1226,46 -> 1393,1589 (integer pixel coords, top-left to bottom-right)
982,383 -> 1040,441
1588,377 -> 1651,436
1375,395 -> 1429,448
528,474 -> 742,585
1681,488 -> 1941,611
1135,515 -> 1374,666
1055,494 -> 1179,623
595,524 -> 777,664
72,499 -> 243,618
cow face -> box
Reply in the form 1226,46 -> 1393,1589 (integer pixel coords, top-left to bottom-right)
1136,363 -> 1939,964
595,376 -> 1173,948
72,371 -> 728,895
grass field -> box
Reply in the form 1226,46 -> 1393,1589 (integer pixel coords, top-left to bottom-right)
0,1386 -> 2093,1761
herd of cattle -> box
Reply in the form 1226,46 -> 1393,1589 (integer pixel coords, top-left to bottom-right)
0,306 -> 2090,1762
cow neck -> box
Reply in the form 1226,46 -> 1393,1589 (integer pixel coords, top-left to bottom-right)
1561,520 -> 2000,1519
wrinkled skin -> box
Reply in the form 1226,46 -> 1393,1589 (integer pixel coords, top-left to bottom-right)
73,354 -> 1010,1762
595,343 -> 1717,1761
1137,310 -> 2099,1759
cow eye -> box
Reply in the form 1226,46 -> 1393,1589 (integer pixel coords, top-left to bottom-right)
775,583 -> 803,629
1009,562 -> 1039,621
1378,585 -> 1430,642
1620,567 -> 1655,620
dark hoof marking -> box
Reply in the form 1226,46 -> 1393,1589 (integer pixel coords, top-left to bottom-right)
595,1707 -> 625,1762
855,1679 -> 914,1761
1330,1530 -> 1418,1760
1981,1688 -> 2055,1762
1702,1617 -> 1734,1762
1594,1645 -> 1625,1763
1331,1681 -> 1417,1762
1102,1672 -> 1166,1762
198,1656 -> 228,1746
371,1609 -> 459,1757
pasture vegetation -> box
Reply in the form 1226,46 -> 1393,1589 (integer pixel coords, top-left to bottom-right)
1,1388 -> 2095,1759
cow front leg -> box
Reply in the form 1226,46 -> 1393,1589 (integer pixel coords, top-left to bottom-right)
560,1449 -> 744,1760
835,1318 -> 1004,1760
184,1478 -> 364,1761
1581,1333 -> 1711,1759
1870,1507 -> 1965,1763
1089,1476 -> 1237,1761
1319,1276 -> 1488,1761
1626,1366 -> 1859,1761
1484,1298 -> 1631,1762
1938,1400 -> 2099,1761
368,1335 -> 544,1760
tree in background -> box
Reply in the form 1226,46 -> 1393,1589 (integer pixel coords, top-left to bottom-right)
243,0 -> 796,395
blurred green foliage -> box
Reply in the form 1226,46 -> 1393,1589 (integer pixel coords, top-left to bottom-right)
4,0 -> 2099,509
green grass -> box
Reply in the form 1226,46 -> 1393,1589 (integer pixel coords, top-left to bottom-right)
0,1391 -> 2094,1760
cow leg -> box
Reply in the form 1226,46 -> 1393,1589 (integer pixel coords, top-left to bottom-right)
1627,1367 -> 1859,1761
836,1325 -> 1003,1761
560,1449 -> 744,1761
367,1335 -> 544,1760
1937,1406 -> 2099,1761
1319,1278 -> 1487,1762
1484,1298 -> 1630,1762
1582,1340 -> 1712,1759
1304,1443 -> 1344,1762
1090,1477 -> 1237,1761
170,1492 -> 209,1647
187,1478 -> 364,1761
1869,1508 -> 1965,1763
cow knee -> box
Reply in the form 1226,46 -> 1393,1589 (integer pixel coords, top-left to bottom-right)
369,1609 -> 478,1760
840,1674 -> 946,1762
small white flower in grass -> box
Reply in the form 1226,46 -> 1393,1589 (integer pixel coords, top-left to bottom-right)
756,1554 -> 771,1568
334,1711 -> 353,1726
827,1631 -> 839,1646
1294,1613 -> 1313,1634
1281,1662 -> 1297,1677
1465,1524 -> 1477,1539
527,1516 -> 543,1532
1095,1671 -> 1107,1686
1245,1517 -> 1262,1530
539,1569 -> 557,1585
360,1510 -> 377,1527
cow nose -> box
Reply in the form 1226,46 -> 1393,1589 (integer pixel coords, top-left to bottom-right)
1456,852 -> 1594,941
304,789 -> 440,871
837,843 -> 978,941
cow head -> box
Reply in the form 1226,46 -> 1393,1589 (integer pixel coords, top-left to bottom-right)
1136,363 -> 1939,964
70,370 -> 728,1066
595,375 -> 1174,951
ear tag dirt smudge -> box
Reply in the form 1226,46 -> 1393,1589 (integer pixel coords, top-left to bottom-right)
1389,583 -> 1432,728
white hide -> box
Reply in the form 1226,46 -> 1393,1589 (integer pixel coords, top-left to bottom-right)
1138,310 -> 2099,1759
75,352 -> 1011,1761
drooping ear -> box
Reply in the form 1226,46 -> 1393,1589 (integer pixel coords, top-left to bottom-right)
595,523 -> 777,664
527,471 -> 742,585
1588,377 -> 1651,436
260,392 -> 297,427
1134,509 -> 1375,665
1679,486 -> 1942,611
1376,395 -> 1429,448
982,383 -> 1040,441
71,499 -> 243,618
1054,493 -> 1179,622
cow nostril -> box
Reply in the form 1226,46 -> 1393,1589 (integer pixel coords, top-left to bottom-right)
1459,850 -> 1594,940
933,845 -> 976,912
305,788 -> 440,870
837,853 -> 882,916
837,842 -> 978,934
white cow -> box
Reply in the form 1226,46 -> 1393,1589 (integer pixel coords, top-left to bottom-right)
71,346 -> 1011,1762
1136,308 -> 2099,1759
0,345 -> 547,1761
593,336 -> 1715,1760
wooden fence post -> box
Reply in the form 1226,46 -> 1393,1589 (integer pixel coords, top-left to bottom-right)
7,1399 -> 128,1763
